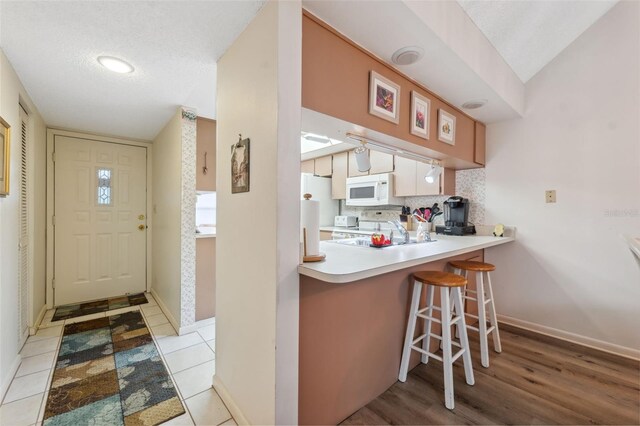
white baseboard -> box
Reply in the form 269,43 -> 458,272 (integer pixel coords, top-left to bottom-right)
179,316 -> 215,336
30,304 -> 48,335
213,375 -> 250,425
0,354 -> 22,403
150,289 -> 180,333
498,314 -> 640,361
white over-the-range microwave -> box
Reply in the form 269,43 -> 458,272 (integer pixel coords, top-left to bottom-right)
346,173 -> 404,206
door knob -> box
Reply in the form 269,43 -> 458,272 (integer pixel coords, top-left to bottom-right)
138,224 -> 145,231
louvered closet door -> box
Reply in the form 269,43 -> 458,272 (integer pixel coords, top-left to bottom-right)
54,136 -> 147,305
18,108 -> 29,341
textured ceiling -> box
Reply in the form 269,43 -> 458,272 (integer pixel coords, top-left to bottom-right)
0,1 -> 265,140
457,0 -> 618,82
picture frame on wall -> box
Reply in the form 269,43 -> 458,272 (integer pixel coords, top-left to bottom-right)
410,91 -> 430,139
438,109 -> 456,145
231,136 -> 250,194
369,71 -> 401,124
0,116 -> 10,197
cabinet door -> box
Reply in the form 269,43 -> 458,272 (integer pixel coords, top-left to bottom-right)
331,152 -> 348,199
441,167 -> 456,195
348,150 -> 369,177
416,161 -> 440,196
319,230 -> 333,241
301,159 -> 314,174
393,156 -> 417,196
369,150 -> 394,174
314,156 -> 332,177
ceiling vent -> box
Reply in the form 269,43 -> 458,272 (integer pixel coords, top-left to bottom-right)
391,46 -> 424,66
461,99 -> 488,109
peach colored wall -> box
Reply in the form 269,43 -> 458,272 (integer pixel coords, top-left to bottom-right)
302,12 -> 484,166
299,250 -> 483,425
195,238 -> 215,321
196,117 -> 216,191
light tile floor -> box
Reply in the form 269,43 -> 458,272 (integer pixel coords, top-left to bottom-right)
0,293 -> 232,426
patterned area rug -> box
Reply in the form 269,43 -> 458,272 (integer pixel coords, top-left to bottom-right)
43,311 -> 185,426
52,293 -> 148,321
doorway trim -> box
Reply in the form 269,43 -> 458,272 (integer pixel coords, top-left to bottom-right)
46,129 -> 153,309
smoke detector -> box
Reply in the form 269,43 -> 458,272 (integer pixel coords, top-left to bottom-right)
461,99 -> 488,109
391,46 -> 424,66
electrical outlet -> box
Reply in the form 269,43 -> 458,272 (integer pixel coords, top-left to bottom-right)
545,190 -> 556,203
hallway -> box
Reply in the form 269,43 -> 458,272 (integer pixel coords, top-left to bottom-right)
0,294 -> 231,426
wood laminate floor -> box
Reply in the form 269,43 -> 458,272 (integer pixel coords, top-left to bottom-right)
341,324 -> 640,425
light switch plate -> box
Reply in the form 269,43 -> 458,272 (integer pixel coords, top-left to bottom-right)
545,190 -> 556,203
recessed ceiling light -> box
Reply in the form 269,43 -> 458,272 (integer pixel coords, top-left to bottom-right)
391,46 -> 424,66
461,99 -> 488,109
97,56 -> 134,74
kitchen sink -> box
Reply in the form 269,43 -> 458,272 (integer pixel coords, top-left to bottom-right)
328,237 -> 436,247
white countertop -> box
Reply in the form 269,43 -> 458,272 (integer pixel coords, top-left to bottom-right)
196,226 -> 216,238
299,228 -> 515,284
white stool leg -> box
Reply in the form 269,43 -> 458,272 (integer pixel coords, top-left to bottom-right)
453,269 -> 468,339
440,287 -> 455,410
485,271 -> 502,353
421,284 -> 434,364
399,280 -> 423,382
476,271 -> 490,368
452,287 -> 475,386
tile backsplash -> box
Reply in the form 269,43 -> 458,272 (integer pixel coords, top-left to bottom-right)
340,168 -> 486,226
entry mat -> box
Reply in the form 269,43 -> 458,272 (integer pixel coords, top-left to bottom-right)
43,311 -> 185,426
52,293 -> 148,321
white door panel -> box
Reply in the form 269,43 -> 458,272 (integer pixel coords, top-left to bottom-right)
54,136 -> 147,305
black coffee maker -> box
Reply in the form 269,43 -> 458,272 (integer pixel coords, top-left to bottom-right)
435,196 -> 476,236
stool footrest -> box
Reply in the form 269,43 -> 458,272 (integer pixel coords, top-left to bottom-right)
463,295 -> 478,302
411,345 -> 443,362
451,348 -> 466,363
417,305 -> 441,315
416,313 -> 441,323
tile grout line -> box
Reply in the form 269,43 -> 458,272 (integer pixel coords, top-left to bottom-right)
36,325 -> 65,424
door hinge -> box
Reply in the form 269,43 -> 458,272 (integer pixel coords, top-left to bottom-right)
52,215 -> 56,226
52,279 -> 55,289
52,152 -> 56,162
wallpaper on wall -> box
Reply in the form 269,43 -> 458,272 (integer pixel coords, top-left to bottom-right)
180,108 -> 197,328
340,168 -> 486,226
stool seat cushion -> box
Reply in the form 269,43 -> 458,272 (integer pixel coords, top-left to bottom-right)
449,260 -> 496,272
413,271 -> 467,287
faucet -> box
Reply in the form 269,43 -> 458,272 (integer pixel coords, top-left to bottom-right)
388,220 -> 410,244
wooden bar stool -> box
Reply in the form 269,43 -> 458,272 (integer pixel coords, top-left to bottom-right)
448,260 -> 502,368
398,271 -> 474,410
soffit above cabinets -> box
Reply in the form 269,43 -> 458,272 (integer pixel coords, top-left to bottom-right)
303,0 -> 524,124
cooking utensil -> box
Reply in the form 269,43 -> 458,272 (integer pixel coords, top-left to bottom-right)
428,211 -> 443,223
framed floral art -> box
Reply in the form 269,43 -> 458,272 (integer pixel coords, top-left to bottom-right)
369,71 -> 400,124
410,91 -> 430,139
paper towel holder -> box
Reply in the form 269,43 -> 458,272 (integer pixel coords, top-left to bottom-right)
303,228 -> 326,263
302,194 -> 326,262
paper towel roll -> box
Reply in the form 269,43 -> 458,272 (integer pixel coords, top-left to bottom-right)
301,196 -> 320,256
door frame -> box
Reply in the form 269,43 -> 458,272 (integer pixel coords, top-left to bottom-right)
46,129 -> 153,308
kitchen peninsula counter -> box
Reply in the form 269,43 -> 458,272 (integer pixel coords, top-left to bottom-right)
298,229 -> 515,425
299,231 -> 515,284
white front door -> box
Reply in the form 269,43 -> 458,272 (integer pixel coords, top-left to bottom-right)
54,136 -> 147,305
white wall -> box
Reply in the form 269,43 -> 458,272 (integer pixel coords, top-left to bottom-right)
0,48 -> 47,398
485,1 -> 640,355
215,0 -> 301,423
151,108 -> 183,327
